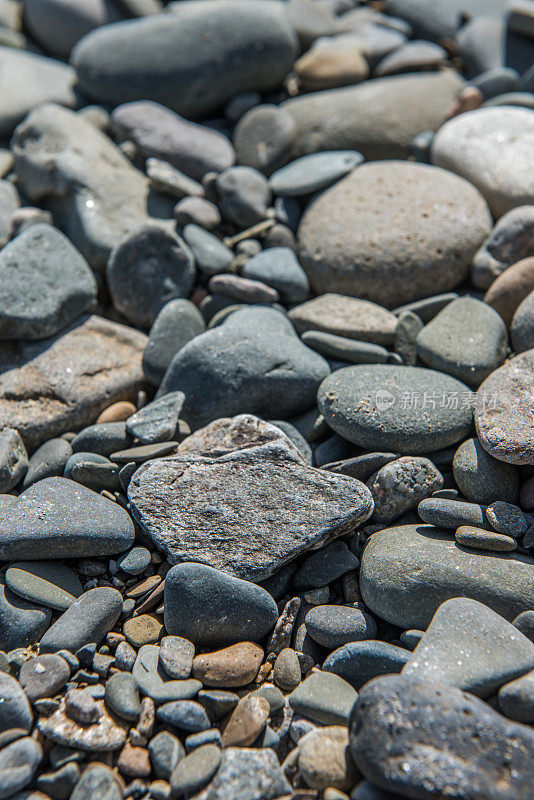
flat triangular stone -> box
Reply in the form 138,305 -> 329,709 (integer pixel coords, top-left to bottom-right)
402,597 -> 534,697
128,441 -> 373,581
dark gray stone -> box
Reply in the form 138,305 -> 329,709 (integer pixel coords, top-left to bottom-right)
130,441 -> 372,581
0,579 -> 52,651
472,206 -> 534,289
402,598 -> 534,697
511,288 -> 534,352
111,100 -> 235,181
148,731 -> 185,779
350,674 -> 534,800
498,671 -> 534,723
417,497 -> 489,529
143,299 -> 205,386
126,392 -> 185,444
70,764 -> 123,800
156,700 -> 210,733
71,423 -> 130,457
39,588 -> 123,653
268,420 -> 312,464
19,654 -> 71,703
104,672 -> 141,722
360,525 -> 534,629
24,0 -> 122,58
63,452 -> 120,492
288,294 -> 397,344
170,743 -> 221,798
324,640 -> 410,690
107,225 -> 195,329
293,540 -> 359,590
164,563 -> 278,647
269,151 -> 363,196
0,737 -> 42,799
242,247 -> 309,304
287,670 -> 357,726
22,438 -> 72,489
374,39 -> 448,76
452,438 -> 519,504
367,456 -> 443,523
116,546 -> 151,576
158,307 -> 330,429
5,561 -> 82,612
216,166 -> 270,227
305,605 -> 377,649
0,224 -> 97,341
0,429 -> 28,492
302,332 -> 389,365
182,224 -> 233,276
323,453 -> 398,482
0,672 -> 32,734
132,644 -> 202,704
72,2 -> 298,117
318,365 -> 473,454
0,477 -> 134,560
298,161 -> 491,306
193,747 -> 291,800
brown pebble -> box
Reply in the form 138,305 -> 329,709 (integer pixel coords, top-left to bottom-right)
192,642 -> 264,688
123,614 -> 163,648
137,697 -> 156,740
127,574 -> 162,599
97,401 -> 137,423
64,689 -> 102,725
221,694 -> 270,747
117,742 -> 152,778
484,257 -> 534,328
455,525 -> 517,552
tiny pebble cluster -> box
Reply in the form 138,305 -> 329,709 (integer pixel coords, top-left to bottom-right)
0,2 -> 533,800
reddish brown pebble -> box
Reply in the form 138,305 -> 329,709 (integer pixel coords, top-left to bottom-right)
97,401 -> 137,423
192,642 -> 264,688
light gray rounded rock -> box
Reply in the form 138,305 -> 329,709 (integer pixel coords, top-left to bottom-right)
242,247 -> 309,305
317,365 -> 473,454
72,1 -> 298,118
431,107 -> 534,218
360,525 -> 534,629
305,605 -> 377,649
269,151 -> 363,196
416,297 -> 508,386
298,161 -> 491,306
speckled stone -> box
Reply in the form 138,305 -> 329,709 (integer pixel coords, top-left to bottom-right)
455,525 -> 517,552
288,294 -> 397,345
367,456 -> 443,523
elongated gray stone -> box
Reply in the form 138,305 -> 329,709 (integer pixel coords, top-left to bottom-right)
40,587 -> 123,653
72,1 -> 297,118
0,315 -> 146,450
0,477 -> 135,561
360,525 -> 534,629
129,441 -> 373,581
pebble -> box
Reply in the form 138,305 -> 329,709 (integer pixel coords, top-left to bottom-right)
192,643 -> 264,689
132,645 -> 202,704
147,157 -> 205,200
374,38 -> 448,76
0,671 -> 32,734
431,107 -> 534,217
110,441 -> 178,463
142,299 -> 205,386
486,501 -> 528,537
24,0 -> 122,58
156,700 -> 210,733
116,546 -> 151,576
288,294 -> 397,345
484,255 -> 534,328
455,525 -> 517,552
511,287 -> 534,352
37,761 -> 80,798
174,196 -> 221,230
221,694 -> 270,747
402,597 -> 534,697
241,247 -> 309,305
269,151 -> 363,196
130,442 -> 372,582
170,744 -> 221,797
297,726 -> 358,792
69,763 -> 123,800
475,350 -> 534,464
350,675 -> 534,800
452,437 -> 519,505
418,497 -> 488,529
272,648 -> 301,691
215,166 -> 270,228
305,605 -> 377,649
39,587 -> 123,654
498,670 -> 534,723
288,671 -> 358,726
105,672 -> 141,722
318,365 -> 473,454
367,456 -> 443,523
197,746 -> 291,800
19,654 -> 71,704
107,225 -> 196,329
295,36 -> 369,90
416,297 -> 507,386
298,161 -> 490,306
123,614 -> 163,648
72,2 -> 297,117
148,731 -> 185,780
159,636 -> 195,680
182,224 -> 233,275
111,100 -> 235,181
0,315 -> 147,451
0,578 -> 51,652
22,438 -> 73,489
163,563 -> 277,647
208,274 -> 279,305
38,695 -> 127,750
293,541 -> 359,590
302,332 -> 389,365
0,477 -> 134,561
0,737 -> 42,799
360,524 -> 534,629
473,207 -> 534,290
0,429 -> 28,492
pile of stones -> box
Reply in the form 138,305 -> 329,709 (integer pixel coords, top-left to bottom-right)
0,1 -> 533,799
